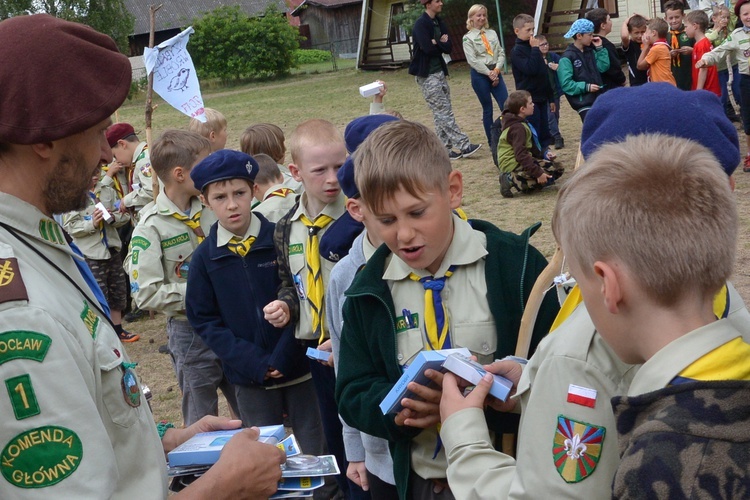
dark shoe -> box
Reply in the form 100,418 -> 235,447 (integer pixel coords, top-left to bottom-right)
555,136 -> 565,149
461,143 -> 482,158
449,150 -> 463,160
499,173 -> 514,198
118,330 -> 140,343
124,307 -> 147,323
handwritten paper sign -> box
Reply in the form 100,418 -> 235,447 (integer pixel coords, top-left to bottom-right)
143,27 -> 206,122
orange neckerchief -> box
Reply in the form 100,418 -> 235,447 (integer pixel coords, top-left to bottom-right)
480,30 -> 494,57
669,28 -> 682,66
267,187 -> 294,199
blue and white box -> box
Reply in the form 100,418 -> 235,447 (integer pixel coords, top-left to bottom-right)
442,353 -> 513,401
379,347 -> 471,415
168,424 -> 286,467
306,347 -> 332,362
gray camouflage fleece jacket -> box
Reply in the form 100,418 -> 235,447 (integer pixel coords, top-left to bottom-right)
612,380 -> 750,499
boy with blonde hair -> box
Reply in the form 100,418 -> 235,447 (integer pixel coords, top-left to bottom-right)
686,10 -> 720,96
264,118 -> 348,498
251,153 -> 297,223
186,149 -> 323,462
637,18 -> 677,85
126,130 -> 238,425
188,107 -> 228,152
553,134 -> 750,496
240,122 -> 302,192
335,119 -> 558,499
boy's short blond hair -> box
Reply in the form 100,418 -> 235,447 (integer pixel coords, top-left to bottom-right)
647,18 -> 669,38
552,134 -> 736,307
254,153 -> 283,186
240,123 -> 286,164
188,108 -> 227,137
354,120 -> 451,213
288,119 -> 344,165
686,10 -> 709,32
150,129 -> 211,181
513,14 -> 534,30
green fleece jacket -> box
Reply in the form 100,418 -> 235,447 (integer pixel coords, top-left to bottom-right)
335,219 -> 560,499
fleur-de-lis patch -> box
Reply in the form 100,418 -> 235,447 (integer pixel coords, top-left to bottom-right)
553,415 -> 605,483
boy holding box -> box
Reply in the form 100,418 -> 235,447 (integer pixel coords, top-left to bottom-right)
335,119 -> 558,499
126,130 -> 238,425
185,149 -> 323,458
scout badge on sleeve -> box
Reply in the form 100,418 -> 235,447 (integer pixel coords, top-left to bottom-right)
121,364 -> 141,407
553,415 -> 605,483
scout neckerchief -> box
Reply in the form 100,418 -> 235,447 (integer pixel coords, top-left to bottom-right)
480,30 -> 494,56
268,187 -> 294,199
101,165 -> 124,199
227,235 -> 256,257
128,144 -> 148,187
409,265 -> 457,350
170,211 -> 205,243
300,213 -> 334,343
669,29 -> 682,66
88,192 -> 109,249
526,122 -> 543,152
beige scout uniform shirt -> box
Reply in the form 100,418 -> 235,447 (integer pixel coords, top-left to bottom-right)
0,193 -> 165,498
122,142 -> 154,211
287,192 -> 346,341
125,192 -> 216,320
62,186 -> 130,260
99,162 -> 130,207
385,215 -> 495,480
443,283 -> 750,499
701,27 -> 750,75
253,184 -> 297,223
462,28 -> 505,76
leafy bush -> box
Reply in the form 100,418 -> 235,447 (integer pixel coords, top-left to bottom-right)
294,49 -> 332,65
127,77 -> 148,101
190,5 -> 301,81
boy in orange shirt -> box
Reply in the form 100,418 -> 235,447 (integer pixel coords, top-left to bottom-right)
637,18 -> 677,85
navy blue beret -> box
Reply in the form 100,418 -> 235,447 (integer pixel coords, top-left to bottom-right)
191,149 -> 259,191
581,83 -> 740,176
337,157 -> 358,199
319,211 -> 365,263
344,114 -> 399,153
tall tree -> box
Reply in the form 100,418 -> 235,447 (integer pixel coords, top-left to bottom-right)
0,0 -> 134,53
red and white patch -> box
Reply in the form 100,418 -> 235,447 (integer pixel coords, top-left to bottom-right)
567,384 -> 597,408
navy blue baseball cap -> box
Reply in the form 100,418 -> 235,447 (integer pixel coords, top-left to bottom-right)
191,149 -> 259,191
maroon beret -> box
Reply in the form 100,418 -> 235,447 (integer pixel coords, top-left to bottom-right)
106,123 -> 136,147
0,14 -> 132,144
736,0 -> 750,18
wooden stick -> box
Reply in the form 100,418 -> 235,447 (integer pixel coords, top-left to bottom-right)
146,4 -> 163,199
514,145 -> 584,358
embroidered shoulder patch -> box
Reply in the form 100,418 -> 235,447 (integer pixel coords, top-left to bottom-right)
289,243 -> 303,255
5,374 -> 40,420
0,331 -> 51,365
553,415 -> 605,483
0,258 -> 29,304
37,220 -> 65,245
80,301 -> 100,338
1,426 -> 83,488
130,236 -> 151,250
161,233 -> 190,249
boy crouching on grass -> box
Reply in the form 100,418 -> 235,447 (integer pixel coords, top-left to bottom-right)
335,119 -> 559,499
185,150 -> 323,456
552,134 -> 750,497
497,90 -> 564,199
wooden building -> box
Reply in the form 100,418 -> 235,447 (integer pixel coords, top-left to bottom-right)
291,0 -> 363,56
534,0 -> 655,51
125,0 -> 287,57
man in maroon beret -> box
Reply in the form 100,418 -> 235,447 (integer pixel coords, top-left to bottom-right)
0,14 -> 284,499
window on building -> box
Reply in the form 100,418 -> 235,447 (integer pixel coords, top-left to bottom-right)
389,3 -> 408,43
581,0 -> 619,18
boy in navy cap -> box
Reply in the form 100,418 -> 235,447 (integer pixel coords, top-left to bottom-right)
186,149 -> 325,465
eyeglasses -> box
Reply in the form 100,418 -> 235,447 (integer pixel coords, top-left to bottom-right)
539,42 -> 549,46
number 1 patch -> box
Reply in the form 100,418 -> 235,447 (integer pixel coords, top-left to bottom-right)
5,374 -> 40,420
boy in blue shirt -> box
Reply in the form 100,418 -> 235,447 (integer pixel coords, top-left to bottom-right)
186,150 -> 325,459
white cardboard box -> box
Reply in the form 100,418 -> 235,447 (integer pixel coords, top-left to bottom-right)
442,353 -> 513,401
359,81 -> 383,98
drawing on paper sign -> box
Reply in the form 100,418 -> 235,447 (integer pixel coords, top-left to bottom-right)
168,68 -> 190,92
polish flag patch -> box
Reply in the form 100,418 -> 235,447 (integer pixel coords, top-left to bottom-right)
567,384 -> 597,408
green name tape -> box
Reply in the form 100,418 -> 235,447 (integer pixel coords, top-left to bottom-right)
0,331 -> 51,366
1,426 -> 83,488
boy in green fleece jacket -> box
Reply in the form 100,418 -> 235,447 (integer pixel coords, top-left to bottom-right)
335,119 -> 559,500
